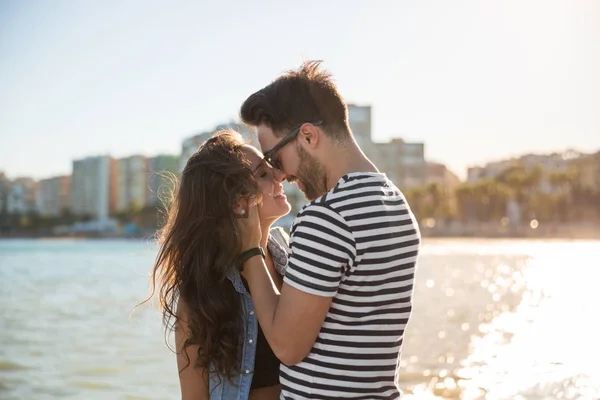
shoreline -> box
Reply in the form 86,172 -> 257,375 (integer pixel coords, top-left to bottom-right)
1,233 -> 599,241
2,220 -> 599,241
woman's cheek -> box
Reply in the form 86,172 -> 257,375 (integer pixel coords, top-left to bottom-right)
259,181 -> 272,197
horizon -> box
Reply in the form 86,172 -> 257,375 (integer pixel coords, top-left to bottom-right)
0,136 -> 596,182
1,0 -> 599,181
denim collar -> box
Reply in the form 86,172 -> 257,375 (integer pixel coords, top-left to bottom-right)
267,230 -> 288,276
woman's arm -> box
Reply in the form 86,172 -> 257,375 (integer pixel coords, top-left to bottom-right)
175,299 -> 209,400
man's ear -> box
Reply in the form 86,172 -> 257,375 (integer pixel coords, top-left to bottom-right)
298,123 -> 320,149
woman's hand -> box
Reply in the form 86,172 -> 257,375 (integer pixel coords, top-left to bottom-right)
236,198 -> 262,252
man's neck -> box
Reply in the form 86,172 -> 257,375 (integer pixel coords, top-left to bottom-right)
324,141 -> 379,191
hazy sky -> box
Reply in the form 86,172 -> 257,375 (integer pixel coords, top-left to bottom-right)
1,0 -> 599,180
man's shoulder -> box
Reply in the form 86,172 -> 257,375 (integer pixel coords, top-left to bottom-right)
315,173 -> 400,208
291,200 -> 354,243
331,172 -> 398,196
296,197 -> 344,220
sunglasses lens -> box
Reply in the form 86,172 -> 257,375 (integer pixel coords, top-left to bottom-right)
264,157 -> 277,170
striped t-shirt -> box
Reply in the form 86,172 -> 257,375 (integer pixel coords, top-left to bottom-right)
281,172 -> 421,399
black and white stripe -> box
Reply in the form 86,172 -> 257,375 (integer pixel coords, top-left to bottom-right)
281,172 -> 420,399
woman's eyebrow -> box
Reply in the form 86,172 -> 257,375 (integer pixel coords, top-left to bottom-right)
252,161 -> 265,175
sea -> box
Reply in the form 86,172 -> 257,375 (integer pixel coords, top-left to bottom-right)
1,238 -> 599,399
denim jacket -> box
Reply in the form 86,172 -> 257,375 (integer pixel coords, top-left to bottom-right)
208,227 -> 289,399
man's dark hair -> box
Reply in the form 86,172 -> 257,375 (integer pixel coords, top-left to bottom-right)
240,60 -> 350,141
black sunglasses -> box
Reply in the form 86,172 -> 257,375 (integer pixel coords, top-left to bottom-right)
262,121 -> 323,170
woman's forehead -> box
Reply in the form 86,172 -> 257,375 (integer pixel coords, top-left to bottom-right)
241,145 -> 264,169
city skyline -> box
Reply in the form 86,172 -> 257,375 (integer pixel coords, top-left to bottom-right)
2,109 -> 598,235
0,117 -> 596,182
2,1 -> 599,180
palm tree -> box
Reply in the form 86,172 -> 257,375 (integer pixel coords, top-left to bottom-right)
425,182 -> 443,219
455,183 -> 475,222
404,187 -> 426,221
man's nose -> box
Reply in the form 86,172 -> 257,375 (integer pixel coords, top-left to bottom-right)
273,168 -> 287,183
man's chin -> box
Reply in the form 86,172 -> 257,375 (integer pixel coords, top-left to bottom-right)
296,180 -> 307,194
294,179 -> 319,201
301,185 -> 318,201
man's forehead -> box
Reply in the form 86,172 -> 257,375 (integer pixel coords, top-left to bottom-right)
256,125 -> 279,153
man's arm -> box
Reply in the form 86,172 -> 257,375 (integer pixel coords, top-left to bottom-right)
241,257 -> 333,365
242,204 -> 355,365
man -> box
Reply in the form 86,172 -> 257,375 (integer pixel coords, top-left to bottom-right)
236,61 -> 421,399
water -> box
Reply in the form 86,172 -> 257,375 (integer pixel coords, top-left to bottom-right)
1,239 -> 599,400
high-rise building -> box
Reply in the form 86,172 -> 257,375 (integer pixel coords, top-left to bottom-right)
348,104 -> 426,190
0,172 -> 9,214
347,104 -> 372,147
39,176 -> 71,217
6,177 -> 39,215
117,155 -> 148,212
146,154 -> 180,207
0,172 -> 10,233
395,141 -> 427,189
71,156 -> 118,220
180,132 -> 213,172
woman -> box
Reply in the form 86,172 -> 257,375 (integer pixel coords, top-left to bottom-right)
150,129 -> 291,399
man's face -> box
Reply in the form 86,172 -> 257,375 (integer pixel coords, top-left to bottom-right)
257,124 -> 327,201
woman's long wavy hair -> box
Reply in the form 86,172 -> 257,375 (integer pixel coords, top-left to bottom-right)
150,129 -> 261,380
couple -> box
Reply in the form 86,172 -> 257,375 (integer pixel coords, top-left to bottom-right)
151,61 -> 421,399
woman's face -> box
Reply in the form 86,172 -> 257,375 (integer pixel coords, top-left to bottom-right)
242,145 -> 291,223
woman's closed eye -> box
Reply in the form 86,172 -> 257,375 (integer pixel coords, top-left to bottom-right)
253,164 -> 271,179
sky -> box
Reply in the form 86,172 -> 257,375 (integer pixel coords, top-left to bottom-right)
1,0 -> 599,180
